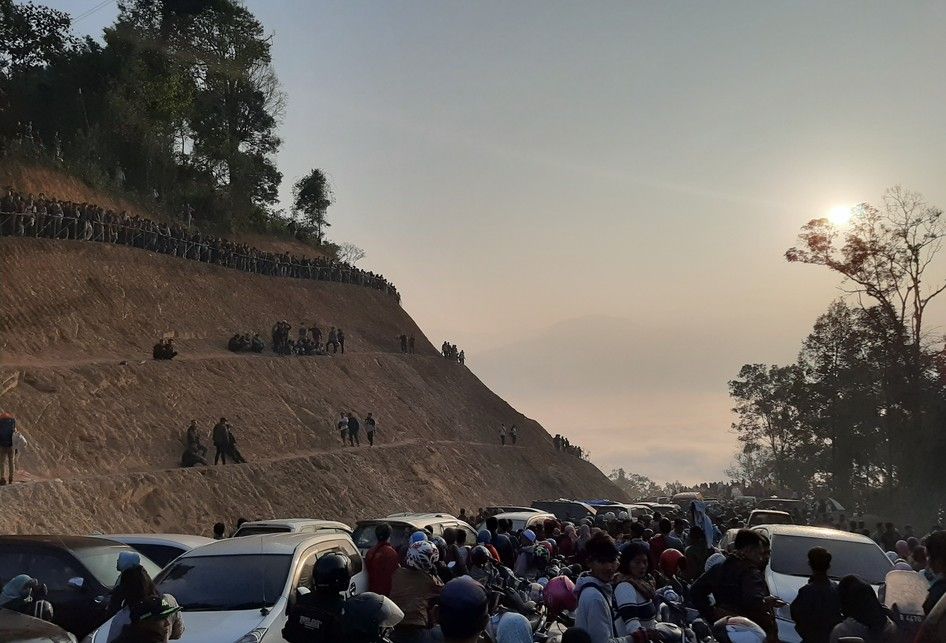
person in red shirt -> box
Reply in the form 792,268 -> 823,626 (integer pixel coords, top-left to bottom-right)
365,523 -> 400,596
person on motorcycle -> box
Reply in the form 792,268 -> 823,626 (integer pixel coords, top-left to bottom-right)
434,576 -> 490,643
341,592 -> 405,643
282,552 -> 351,643
477,529 -> 501,562
655,548 -> 688,599
574,532 -> 638,643
691,529 -> 778,643
613,541 -> 658,637
390,540 -> 444,643
468,545 -> 498,586
513,529 -> 538,577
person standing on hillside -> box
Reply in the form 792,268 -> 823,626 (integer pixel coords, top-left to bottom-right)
337,412 -> 349,445
348,412 -> 361,447
0,413 -> 18,485
399,334 -> 408,353
338,328 -> 346,354
499,424 -> 507,446
365,413 -> 377,446
327,327 -> 339,354
458,350 -> 465,365
212,418 -> 229,465
510,425 -> 518,445
409,335 -> 416,354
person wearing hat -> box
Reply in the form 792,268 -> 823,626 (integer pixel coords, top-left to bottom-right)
514,529 -> 538,577
433,576 -> 490,643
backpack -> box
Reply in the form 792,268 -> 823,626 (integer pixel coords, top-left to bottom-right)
0,416 -> 14,448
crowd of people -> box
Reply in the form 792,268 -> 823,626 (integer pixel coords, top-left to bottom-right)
227,332 -> 265,353
398,333 -> 417,354
151,338 -> 177,360
179,418 -> 246,467
441,341 -> 465,365
0,187 -> 400,299
553,434 -> 585,458
337,411 -> 381,447
271,321 -> 345,356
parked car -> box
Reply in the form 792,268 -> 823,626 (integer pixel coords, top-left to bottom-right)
83,532 -> 367,643
671,491 -> 704,512
754,525 -> 893,643
232,519 -> 352,538
352,513 -> 475,556
0,608 -> 76,643
484,506 -> 542,516
747,509 -> 793,527
96,534 -> 215,568
756,498 -> 805,522
477,511 -> 556,534
530,499 -> 596,523
0,535 -> 162,639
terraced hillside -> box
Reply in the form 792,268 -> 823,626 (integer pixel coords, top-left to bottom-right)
0,236 -> 623,534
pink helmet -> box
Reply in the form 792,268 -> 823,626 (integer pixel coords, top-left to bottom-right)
543,575 -> 577,613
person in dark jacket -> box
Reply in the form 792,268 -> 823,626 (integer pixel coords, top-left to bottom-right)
691,529 -> 779,642
348,412 -> 361,446
790,547 -> 842,643
924,530 -> 946,615
212,417 -> 229,465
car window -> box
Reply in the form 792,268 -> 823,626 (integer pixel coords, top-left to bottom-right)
770,535 -> 893,584
157,554 -> 293,610
334,540 -> 364,575
294,550 -> 320,591
17,552 -> 80,592
0,548 -> 27,587
131,544 -> 186,568
75,546 -> 163,588
353,523 -> 413,551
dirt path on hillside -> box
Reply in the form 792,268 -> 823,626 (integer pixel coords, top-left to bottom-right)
1,438 -> 525,489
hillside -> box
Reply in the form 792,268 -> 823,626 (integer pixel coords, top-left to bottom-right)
0,235 -> 622,534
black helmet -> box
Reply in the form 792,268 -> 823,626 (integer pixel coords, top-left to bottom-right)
470,545 -> 491,567
342,592 -> 404,641
314,553 -> 352,593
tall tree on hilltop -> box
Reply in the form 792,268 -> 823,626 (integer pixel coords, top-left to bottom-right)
292,169 -> 334,242
0,0 -> 75,80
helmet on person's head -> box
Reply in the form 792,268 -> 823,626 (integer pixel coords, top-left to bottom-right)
476,529 -> 491,545
406,540 -> 439,574
533,544 -> 550,564
410,530 -> 428,543
342,592 -> 404,642
543,575 -> 577,613
528,582 -> 545,603
470,545 -> 491,567
618,511 -> 629,521
314,553 -> 352,593
705,552 -> 726,572
659,548 -> 686,577
713,616 -> 766,643
604,512 -> 616,522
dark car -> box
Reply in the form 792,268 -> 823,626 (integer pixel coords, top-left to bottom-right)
531,499 -> 597,523
0,607 -> 76,642
0,536 -> 162,638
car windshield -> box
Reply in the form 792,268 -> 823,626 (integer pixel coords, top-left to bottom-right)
155,554 -> 292,611
750,512 -> 792,526
76,546 -> 163,588
770,535 -> 893,584
353,523 -> 413,550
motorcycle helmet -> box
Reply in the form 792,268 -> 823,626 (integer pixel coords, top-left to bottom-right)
528,582 -> 545,604
604,511 -> 616,522
314,553 -> 352,593
542,575 -> 577,613
618,511 -> 629,521
659,548 -> 686,577
534,543 -> 551,564
470,545 -> 491,567
713,616 -> 767,643
431,536 -> 447,560
342,592 -> 404,642
406,540 -> 440,574
705,552 -> 726,572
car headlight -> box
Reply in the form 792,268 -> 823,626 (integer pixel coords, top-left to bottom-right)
775,604 -> 793,621
235,628 -> 267,643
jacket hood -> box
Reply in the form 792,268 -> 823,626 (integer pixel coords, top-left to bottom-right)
574,573 -> 612,598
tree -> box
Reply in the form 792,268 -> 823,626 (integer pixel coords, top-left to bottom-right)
0,0 -> 76,80
608,468 -> 662,500
292,169 -> 333,242
336,242 -> 365,265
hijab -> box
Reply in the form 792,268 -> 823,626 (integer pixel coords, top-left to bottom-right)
497,612 -> 533,643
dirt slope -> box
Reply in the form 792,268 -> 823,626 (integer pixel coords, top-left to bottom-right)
0,237 -> 623,534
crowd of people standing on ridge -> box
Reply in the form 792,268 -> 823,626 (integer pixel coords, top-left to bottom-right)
337,411 -> 380,447
0,187 -> 400,299
270,320 -> 345,356
553,433 -> 585,458
442,341 -> 465,365
152,338 -> 177,360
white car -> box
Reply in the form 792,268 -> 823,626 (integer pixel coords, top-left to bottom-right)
753,524 -> 893,643
476,511 -> 556,534
83,532 -> 367,643
232,518 -> 352,538
352,513 -> 476,556
96,534 -> 215,568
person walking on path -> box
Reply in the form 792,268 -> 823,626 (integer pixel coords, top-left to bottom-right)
0,413 -> 18,485
338,328 -> 346,354
212,417 -> 229,465
337,412 -> 349,445
365,413 -> 377,446
499,424 -> 507,446
327,327 -> 339,354
510,425 -> 518,445
347,412 -> 361,446
408,335 -> 416,354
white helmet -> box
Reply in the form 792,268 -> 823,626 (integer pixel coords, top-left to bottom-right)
618,511 -> 629,520
713,617 -> 766,643
604,511 -> 616,522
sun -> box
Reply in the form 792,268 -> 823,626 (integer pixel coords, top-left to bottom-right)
827,204 -> 854,226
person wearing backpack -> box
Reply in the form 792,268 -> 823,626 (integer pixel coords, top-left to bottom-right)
106,565 -> 183,643
574,532 -> 637,643
0,412 -> 17,485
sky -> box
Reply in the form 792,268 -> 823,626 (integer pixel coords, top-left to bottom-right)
58,0 -> 946,483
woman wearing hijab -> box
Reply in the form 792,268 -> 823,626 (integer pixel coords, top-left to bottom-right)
106,565 -> 184,643
496,611 -> 533,643
613,541 -> 658,636
0,574 -> 54,621
829,575 -> 897,643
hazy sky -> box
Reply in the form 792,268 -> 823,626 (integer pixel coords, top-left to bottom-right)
62,1 -> 946,482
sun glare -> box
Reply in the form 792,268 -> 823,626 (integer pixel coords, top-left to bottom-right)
827,204 -> 853,226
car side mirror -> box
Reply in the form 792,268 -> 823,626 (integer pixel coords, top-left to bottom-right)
67,577 -> 85,591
